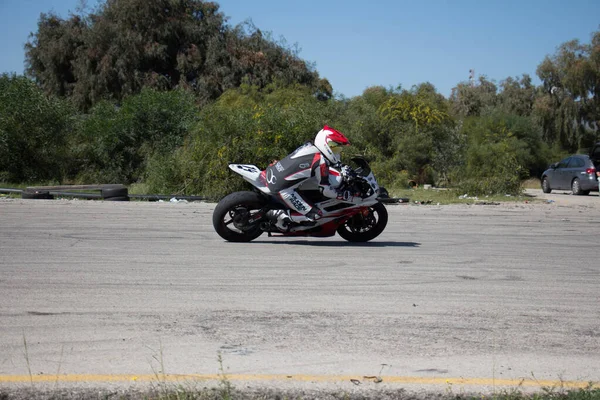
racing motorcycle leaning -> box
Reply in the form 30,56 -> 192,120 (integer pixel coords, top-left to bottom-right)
212,157 -> 388,242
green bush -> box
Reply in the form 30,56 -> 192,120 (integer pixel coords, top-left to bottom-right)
74,88 -> 197,183
0,74 -> 73,182
0,75 -> 572,198
144,85 -> 337,198
453,115 -> 528,196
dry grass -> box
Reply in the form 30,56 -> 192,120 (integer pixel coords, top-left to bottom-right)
522,178 -> 542,190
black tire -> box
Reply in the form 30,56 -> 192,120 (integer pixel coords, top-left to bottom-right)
541,177 -> 551,194
336,202 -> 388,243
103,196 -> 130,201
102,187 -> 128,198
571,178 -> 584,195
212,191 -> 266,242
22,191 -> 53,200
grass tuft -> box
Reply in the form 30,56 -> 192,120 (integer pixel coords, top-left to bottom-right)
0,385 -> 598,400
388,187 -> 538,205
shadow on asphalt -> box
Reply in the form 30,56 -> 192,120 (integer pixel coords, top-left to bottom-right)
253,240 -> 420,247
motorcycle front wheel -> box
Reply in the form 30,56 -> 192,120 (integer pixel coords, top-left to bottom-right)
212,191 -> 266,242
336,202 -> 388,242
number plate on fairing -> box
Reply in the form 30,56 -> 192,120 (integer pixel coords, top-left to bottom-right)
229,164 -> 270,194
229,164 -> 261,180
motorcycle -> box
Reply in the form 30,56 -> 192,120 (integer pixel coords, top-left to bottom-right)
212,157 -> 388,242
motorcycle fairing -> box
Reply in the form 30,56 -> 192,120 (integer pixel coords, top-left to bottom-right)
229,164 -> 271,194
229,157 -> 382,234
283,196 -> 377,233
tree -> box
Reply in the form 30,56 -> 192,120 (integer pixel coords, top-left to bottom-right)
450,76 -> 498,117
498,74 -> 537,117
374,83 -> 455,185
25,0 -> 326,110
535,31 -> 600,150
24,13 -> 85,98
379,84 -> 450,129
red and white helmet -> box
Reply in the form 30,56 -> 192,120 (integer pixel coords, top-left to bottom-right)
314,125 -> 350,164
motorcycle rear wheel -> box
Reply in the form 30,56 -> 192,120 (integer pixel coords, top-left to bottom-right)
336,202 -> 388,242
213,191 -> 266,242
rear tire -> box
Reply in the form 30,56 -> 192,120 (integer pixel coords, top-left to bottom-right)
571,178 -> 586,195
541,177 -> 551,194
213,191 -> 266,242
337,202 -> 388,242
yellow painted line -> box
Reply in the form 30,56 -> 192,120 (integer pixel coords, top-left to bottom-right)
0,374 -> 597,388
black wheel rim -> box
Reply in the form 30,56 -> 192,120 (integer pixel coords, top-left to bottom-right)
223,205 -> 260,234
343,208 -> 378,234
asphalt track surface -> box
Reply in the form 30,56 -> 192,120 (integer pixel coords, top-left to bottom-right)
1,190 -> 599,395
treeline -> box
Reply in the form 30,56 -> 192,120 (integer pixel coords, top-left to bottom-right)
24,0 -> 331,110
1,0 -> 599,198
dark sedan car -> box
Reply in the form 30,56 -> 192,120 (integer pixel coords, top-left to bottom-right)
541,154 -> 598,195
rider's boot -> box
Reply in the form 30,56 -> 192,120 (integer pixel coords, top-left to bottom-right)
266,209 -> 292,231
305,207 -> 323,221
289,207 -> 323,225
267,207 -> 323,230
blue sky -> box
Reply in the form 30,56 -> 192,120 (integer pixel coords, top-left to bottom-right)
1,0 -> 599,98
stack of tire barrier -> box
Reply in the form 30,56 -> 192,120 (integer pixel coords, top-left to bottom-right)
21,190 -> 54,200
377,186 -> 409,204
101,187 -> 129,201
19,185 -> 129,201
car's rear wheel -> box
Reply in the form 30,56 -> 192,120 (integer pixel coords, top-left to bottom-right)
571,178 -> 589,195
541,177 -> 551,193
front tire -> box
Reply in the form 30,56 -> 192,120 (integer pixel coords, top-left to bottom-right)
213,191 -> 266,242
542,177 -> 551,193
337,202 -> 388,242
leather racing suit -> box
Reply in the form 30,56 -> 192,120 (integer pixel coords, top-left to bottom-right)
262,142 -> 345,224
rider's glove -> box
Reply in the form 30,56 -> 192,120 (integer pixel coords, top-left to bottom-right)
340,164 -> 355,182
320,185 -> 338,199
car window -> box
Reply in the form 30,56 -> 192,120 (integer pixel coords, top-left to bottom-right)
568,157 -> 584,168
557,157 -> 571,168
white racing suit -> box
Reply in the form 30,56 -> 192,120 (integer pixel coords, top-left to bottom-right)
261,142 -> 359,229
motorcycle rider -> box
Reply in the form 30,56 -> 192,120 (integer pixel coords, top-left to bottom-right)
264,125 -> 360,230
